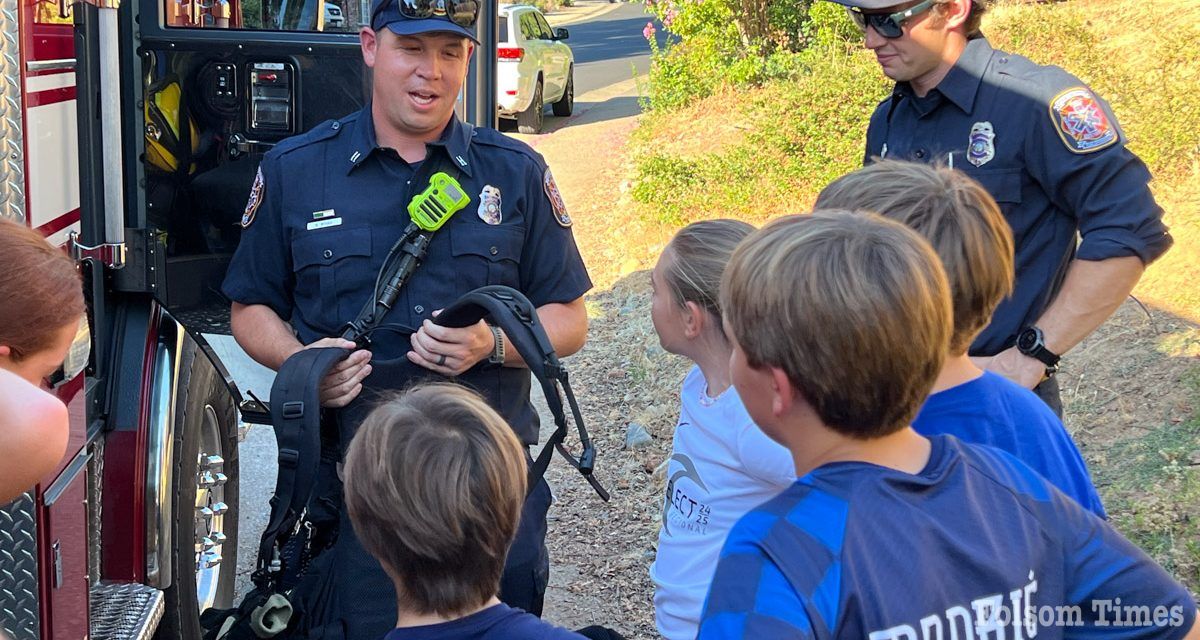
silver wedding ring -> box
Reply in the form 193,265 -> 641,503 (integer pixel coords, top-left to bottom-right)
437,354 -> 447,366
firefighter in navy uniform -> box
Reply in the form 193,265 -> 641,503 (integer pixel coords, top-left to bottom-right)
829,0 -> 1172,416
221,0 -> 591,635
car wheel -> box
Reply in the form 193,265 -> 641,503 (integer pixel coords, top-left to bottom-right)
552,66 -> 574,117
517,79 -> 544,134
156,340 -> 240,639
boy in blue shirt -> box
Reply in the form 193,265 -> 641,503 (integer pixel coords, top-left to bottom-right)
343,384 -> 615,640
815,160 -> 1106,516
701,211 -> 1197,638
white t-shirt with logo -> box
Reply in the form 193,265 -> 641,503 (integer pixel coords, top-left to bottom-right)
650,365 -> 797,640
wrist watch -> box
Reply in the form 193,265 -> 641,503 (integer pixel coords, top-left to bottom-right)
487,323 -> 505,364
1016,326 -> 1060,377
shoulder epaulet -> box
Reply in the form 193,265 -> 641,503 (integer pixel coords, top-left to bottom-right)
993,52 -> 1119,154
265,115 -> 351,160
1000,55 -> 1118,154
470,127 -> 548,169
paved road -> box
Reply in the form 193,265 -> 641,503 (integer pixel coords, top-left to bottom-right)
554,1 -> 663,97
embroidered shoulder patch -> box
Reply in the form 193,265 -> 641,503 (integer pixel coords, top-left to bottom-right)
1049,87 -> 1118,154
543,168 -> 571,228
242,167 -> 265,228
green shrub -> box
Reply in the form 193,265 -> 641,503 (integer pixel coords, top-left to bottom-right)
633,42 -> 887,225
641,0 -> 833,110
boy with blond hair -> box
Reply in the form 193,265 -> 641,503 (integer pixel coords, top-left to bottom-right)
815,160 -> 1105,516
699,211 -> 1197,638
343,384 -> 609,639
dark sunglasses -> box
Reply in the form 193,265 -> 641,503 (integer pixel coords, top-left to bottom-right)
847,0 -> 939,38
372,0 -> 480,29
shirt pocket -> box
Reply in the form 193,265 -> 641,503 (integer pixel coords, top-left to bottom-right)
291,225 -> 373,334
449,225 -> 524,295
964,167 -> 1023,205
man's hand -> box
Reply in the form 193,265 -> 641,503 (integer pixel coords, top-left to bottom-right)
407,313 -> 495,376
304,337 -> 372,408
971,347 -> 1045,390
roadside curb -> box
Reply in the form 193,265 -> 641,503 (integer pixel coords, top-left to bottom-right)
547,1 -> 628,26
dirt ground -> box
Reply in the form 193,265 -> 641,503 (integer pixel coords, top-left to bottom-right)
530,60 -> 1200,640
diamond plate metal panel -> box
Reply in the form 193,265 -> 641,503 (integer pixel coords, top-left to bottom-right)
88,440 -> 104,587
89,583 -> 164,640
0,494 -> 41,640
0,1 -> 25,224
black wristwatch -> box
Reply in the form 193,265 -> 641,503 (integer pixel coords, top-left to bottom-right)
1016,326 -> 1060,377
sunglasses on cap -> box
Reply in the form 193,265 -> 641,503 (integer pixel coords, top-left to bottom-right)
847,0 -> 939,38
371,0 -> 480,29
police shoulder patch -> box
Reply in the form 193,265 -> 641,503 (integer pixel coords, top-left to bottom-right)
242,167 -> 265,228
543,168 -> 571,228
1048,87 -> 1118,154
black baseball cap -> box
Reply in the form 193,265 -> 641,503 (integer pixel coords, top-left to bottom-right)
370,0 -> 480,42
823,0 -> 918,11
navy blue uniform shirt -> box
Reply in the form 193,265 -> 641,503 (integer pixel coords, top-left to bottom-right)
699,435 -> 1198,639
223,106 -> 592,443
866,37 -> 1172,356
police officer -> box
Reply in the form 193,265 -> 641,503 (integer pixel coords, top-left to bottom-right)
221,0 -> 591,634
825,0 -> 1173,415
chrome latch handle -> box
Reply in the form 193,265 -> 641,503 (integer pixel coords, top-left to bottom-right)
68,231 -> 126,269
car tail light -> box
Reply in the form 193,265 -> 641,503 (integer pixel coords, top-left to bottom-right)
498,47 -> 524,61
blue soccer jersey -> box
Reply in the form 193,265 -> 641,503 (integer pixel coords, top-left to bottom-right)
698,435 -> 1197,639
913,371 -> 1106,517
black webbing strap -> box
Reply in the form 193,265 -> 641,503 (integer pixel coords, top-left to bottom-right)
436,285 -> 609,501
256,346 -> 350,572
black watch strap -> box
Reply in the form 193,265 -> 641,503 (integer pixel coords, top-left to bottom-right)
1017,326 -> 1060,375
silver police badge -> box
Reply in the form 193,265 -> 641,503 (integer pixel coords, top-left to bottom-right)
967,121 -> 996,167
478,185 -> 502,225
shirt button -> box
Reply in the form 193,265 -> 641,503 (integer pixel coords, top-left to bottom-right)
323,249 -> 333,259
915,149 -> 927,159
414,305 -> 425,314
490,246 -> 499,255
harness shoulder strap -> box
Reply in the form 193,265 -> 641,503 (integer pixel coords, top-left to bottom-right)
258,346 -> 349,570
436,285 -> 609,500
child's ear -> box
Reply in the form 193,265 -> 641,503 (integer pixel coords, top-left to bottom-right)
682,301 -> 706,338
770,367 -> 796,417
0,345 -> 11,359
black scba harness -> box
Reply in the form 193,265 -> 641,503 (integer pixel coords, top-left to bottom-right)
203,286 -> 608,639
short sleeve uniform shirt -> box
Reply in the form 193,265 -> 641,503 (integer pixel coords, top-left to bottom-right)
222,107 -> 592,442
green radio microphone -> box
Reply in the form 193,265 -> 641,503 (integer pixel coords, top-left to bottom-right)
340,172 -> 471,345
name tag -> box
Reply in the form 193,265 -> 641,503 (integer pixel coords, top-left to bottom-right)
307,218 -> 342,231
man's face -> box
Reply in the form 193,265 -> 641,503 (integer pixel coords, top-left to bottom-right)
861,0 -> 949,84
362,28 -> 472,139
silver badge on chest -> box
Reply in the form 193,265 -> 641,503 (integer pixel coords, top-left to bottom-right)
967,121 -> 996,167
478,185 -> 502,225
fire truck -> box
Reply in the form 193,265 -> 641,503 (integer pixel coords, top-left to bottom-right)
0,0 -> 498,637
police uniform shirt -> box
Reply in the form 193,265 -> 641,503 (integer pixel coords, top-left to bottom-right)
865,36 -> 1172,356
222,106 -> 592,440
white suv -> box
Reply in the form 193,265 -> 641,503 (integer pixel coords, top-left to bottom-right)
323,2 -> 346,29
497,4 -> 574,133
